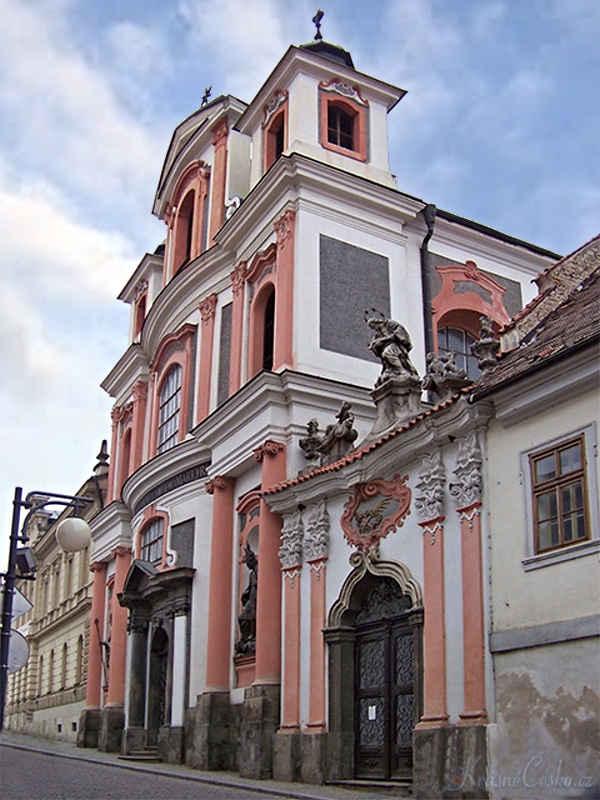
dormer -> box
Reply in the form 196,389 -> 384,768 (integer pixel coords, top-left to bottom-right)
153,95 -> 250,283
118,246 -> 165,344
235,41 -> 406,190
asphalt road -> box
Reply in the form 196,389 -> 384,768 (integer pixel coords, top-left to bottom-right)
0,744 -> 297,800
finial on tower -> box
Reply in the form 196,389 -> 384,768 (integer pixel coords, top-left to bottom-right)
313,8 -> 324,41
201,86 -> 212,107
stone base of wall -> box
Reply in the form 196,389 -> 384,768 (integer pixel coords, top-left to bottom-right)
159,725 -> 185,764
77,707 -> 101,748
185,692 -> 232,770
413,724 -> 488,799
121,725 -> 146,754
98,704 -> 124,753
239,684 -> 280,779
273,731 -> 301,782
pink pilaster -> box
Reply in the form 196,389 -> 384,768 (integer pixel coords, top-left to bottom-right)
273,210 -> 295,371
106,407 -> 120,504
130,381 -> 148,471
197,294 -> 218,422
306,559 -> 327,732
205,476 -> 235,691
416,517 -> 449,728
457,502 -> 488,724
280,569 -> 301,731
253,441 -> 286,684
209,119 -> 228,242
85,562 -> 107,709
106,547 -> 131,706
228,262 -> 246,396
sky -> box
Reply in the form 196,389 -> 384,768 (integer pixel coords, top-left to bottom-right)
0,0 -> 598,566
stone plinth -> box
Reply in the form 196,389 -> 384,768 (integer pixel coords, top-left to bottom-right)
366,376 -> 423,442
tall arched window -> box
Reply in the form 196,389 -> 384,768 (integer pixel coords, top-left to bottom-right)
263,289 -> 275,371
173,191 -> 195,273
158,364 -> 183,453
265,110 -> 286,170
38,656 -> 44,696
327,102 -> 355,150
438,327 -> 479,381
61,643 -> 68,689
76,635 -> 84,684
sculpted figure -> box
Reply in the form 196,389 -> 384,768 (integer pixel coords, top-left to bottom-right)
367,315 -> 419,387
235,542 -> 258,655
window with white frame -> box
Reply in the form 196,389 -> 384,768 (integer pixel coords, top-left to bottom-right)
529,434 -> 590,554
141,518 -> 164,564
158,364 -> 182,453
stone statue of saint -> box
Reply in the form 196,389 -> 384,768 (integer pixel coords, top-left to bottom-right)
235,542 -> 258,655
367,315 -> 419,387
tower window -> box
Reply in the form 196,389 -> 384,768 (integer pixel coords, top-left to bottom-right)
328,104 -> 354,150
438,327 -> 480,381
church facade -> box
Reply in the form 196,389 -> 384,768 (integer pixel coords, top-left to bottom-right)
73,32 -> 598,797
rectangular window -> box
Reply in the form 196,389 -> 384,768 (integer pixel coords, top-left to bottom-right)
141,518 -> 164,564
529,435 -> 589,554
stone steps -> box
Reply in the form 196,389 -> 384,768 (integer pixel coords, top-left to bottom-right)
119,747 -> 160,763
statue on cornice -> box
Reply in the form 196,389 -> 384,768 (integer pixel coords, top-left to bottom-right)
366,312 -> 420,387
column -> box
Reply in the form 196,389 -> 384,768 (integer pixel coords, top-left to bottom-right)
130,381 -> 148,471
208,119 -> 228,242
85,562 -> 107,709
273,210 -> 295,371
304,500 -> 330,732
106,408 -> 120,504
106,547 -> 131,706
228,262 -> 246,396
171,608 -> 189,727
278,511 -> 303,732
415,450 -> 449,728
197,293 -> 218,422
205,476 -> 235,691
253,440 -> 286,684
449,432 -> 487,724
125,611 -> 148,729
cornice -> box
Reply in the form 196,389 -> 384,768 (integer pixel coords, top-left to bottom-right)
90,500 -> 132,563
101,343 -> 149,402
118,252 -> 164,304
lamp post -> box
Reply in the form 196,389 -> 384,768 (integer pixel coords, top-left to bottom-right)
0,487 -> 93,730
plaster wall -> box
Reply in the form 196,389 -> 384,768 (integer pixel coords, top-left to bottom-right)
487,391 -> 599,631
489,639 -> 599,799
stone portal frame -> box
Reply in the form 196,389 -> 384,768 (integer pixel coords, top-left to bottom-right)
324,554 -> 423,782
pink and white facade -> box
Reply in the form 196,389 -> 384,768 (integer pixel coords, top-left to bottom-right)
78,36 -> 577,792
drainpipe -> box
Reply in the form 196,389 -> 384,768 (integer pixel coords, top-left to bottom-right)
420,203 -> 437,358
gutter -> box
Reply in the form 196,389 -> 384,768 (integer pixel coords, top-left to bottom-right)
419,203 -> 437,358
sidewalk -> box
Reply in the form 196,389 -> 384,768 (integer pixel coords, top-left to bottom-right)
0,731 -> 405,800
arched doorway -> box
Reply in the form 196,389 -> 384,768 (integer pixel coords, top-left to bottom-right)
326,559 -> 423,782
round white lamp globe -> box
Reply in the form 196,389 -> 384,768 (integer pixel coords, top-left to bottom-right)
55,517 -> 92,552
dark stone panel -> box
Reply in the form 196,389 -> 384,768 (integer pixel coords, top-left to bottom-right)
170,519 -> 195,569
319,234 -> 390,361
158,724 -> 185,764
98,704 -> 124,753
272,732 -> 301,782
185,692 -> 232,771
429,253 -> 523,317
413,724 -> 489,799
239,684 -> 280,779
76,708 -> 101,748
218,303 -> 232,406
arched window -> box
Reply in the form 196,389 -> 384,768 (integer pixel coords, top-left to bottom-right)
118,427 -> 132,495
61,643 -> 68,689
173,191 -> 195,273
38,656 -> 44,696
328,102 -> 355,150
265,110 -> 286,170
438,327 -> 479,381
262,289 -> 275,371
157,364 -> 183,453
49,650 -> 55,694
134,293 -> 147,338
141,518 -> 165,565
76,635 -> 84,684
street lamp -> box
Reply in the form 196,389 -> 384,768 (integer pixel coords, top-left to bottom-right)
0,487 -> 93,730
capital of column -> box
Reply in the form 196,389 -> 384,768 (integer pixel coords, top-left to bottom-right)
282,567 -> 301,588
132,380 -> 148,404
231,262 -> 247,296
274,209 -> 296,252
253,439 -> 286,463
211,118 -> 229,147
111,546 -> 132,560
456,501 -> 482,531
206,475 -> 234,495
418,515 -> 445,545
90,561 -> 107,574
199,293 -> 218,326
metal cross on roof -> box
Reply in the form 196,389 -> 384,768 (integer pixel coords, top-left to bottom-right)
313,8 -> 324,41
201,86 -> 212,107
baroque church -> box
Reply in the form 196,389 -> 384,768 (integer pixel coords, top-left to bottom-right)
38,20 -> 595,799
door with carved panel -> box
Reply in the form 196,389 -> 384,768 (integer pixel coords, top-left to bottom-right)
354,581 -> 416,779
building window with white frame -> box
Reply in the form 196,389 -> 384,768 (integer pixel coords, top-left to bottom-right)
158,364 -> 183,453
529,434 -> 590,554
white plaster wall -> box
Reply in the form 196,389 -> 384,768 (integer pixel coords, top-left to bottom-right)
487,391 -> 599,631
